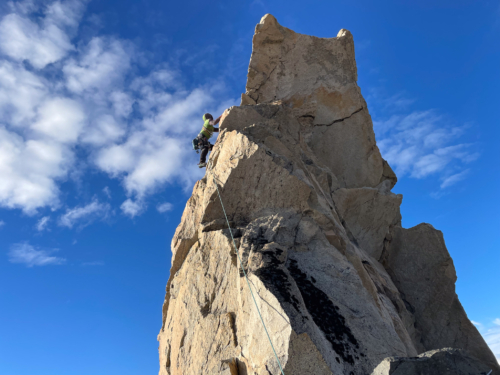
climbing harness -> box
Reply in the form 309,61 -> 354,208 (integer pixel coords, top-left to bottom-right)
206,160 -> 286,375
192,137 -> 201,153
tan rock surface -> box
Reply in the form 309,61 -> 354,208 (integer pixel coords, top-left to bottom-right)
158,14 -> 499,375
332,184 -> 402,260
243,14 -> 394,190
382,224 -> 499,373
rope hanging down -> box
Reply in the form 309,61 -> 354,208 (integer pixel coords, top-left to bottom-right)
206,161 -> 286,375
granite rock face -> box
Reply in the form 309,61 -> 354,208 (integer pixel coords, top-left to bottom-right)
382,224 -> 499,371
158,14 -> 499,375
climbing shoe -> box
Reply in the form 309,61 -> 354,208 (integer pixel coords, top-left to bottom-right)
198,162 -> 207,168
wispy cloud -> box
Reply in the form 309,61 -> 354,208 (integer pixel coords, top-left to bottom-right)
36,216 -> 50,231
473,318 -> 500,365
102,186 -> 111,198
367,87 -> 480,193
250,0 -> 267,10
157,202 -> 173,213
367,88 -> 415,115
440,169 -> 470,189
120,199 -> 145,218
0,220 -> 4,227
372,108 -> 478,188
59,199 -> 110,228
8,242 -> 65,267
484,325 -> 500,364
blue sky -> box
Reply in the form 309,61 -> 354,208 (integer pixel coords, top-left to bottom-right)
0,0 -> 498,373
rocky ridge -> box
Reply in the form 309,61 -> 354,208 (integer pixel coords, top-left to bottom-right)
158,14 -> 499,375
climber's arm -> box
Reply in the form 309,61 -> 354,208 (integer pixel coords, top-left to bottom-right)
213,115 -> 222,125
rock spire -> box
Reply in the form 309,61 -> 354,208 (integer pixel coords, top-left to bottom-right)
158,14 -> 499,375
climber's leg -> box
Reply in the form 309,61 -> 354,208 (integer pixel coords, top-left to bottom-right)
199,146 -> 208,163
198,145 -> 209,168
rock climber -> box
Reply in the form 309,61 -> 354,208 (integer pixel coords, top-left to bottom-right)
195,112 -> 222,168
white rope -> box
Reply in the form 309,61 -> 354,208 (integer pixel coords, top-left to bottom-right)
206,160 -> 285,375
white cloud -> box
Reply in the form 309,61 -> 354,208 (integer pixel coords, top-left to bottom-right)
44,0 -> 85,29
102,186 -> 111,198
0,3 -> 91,214
472,319 -> 500,365
140,87 -> 214,134
7,0 -> 40,15
0,13 -> 72,68
0,126 -> 72,213
0,0 -> 85,69
110,91 -> 133,118
120,198 -> 145,217
412,145 -> 477,179
367,88 -> 415,115
0,61 -> 48,127
81,114 -> 125,146
63,37 -> 131,94
440,169 -> 470,189
0,0 -> 235,217
374,110 -> 478,186
36,216 -> 50,231
97,133 -> 192,198
123,137 -> 187,196
59,199 -> 110,228
157,202 -> 173,213
0,3 -> 86,214
483,324 -> 500,364
0,220 -> 5,227
131,69 -> 177,91
31,97 -> 86,142
8,242 -> 65,267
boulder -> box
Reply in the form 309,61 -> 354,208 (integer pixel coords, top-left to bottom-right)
372,348 -> 494,375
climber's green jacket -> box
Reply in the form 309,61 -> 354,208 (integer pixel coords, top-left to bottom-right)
199,113 -> 222,139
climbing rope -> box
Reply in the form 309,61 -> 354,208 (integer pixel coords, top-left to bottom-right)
206,160 -> 286,375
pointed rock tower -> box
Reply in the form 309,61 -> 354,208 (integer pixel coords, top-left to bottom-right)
158,14 -> 499,375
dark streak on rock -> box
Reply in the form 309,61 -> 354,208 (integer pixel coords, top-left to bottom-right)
287,259 -> 360,365
252,249 -> 302,311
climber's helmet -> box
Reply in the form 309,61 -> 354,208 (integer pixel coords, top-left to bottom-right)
203,113 -> 213,121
